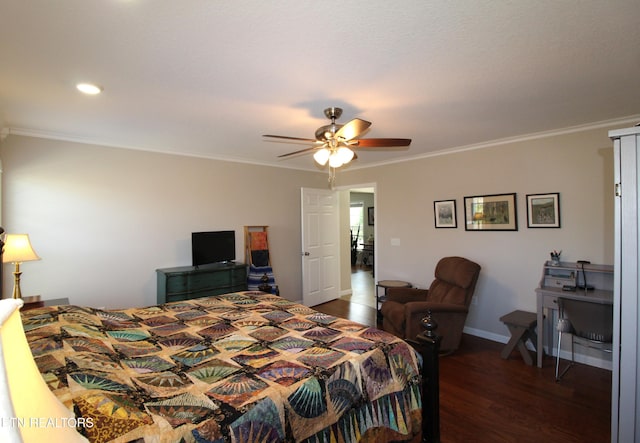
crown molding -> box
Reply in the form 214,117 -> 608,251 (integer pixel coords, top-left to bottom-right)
2,126 -> 319,172
5,113 -> 640,172
346,114 -> 640,171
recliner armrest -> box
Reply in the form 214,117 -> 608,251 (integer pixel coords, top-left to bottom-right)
386,287 -> 429,304
406,301 -> 469,314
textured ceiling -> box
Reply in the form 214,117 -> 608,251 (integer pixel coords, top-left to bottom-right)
1,1 -> 639,171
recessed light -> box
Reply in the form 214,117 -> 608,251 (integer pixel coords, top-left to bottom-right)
76,83 -> 103,95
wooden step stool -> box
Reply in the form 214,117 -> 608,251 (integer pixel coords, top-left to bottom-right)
499,310 -> 538,366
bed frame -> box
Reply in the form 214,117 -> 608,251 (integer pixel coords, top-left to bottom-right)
411,312 -> 441,443
0,234 -> 440,443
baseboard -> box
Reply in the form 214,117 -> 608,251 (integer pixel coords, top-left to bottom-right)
463,326 -> 612,371
464,326 -> 507,344
291,290 -> 349,306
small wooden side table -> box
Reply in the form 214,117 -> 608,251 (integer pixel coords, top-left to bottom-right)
21,296 -> 70,311
376,280 -> 412,318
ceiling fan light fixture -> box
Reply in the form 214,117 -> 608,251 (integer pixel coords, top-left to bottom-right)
315,123 -> 343,141
313,148 -> 330,166
266,106 -> 410,184
328,152 -> 344,168
337,147 -> 355,164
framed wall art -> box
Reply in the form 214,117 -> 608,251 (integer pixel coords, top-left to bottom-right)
434,200 -> 457,228
367,206 -> 374,226
526,193 -> 560,228
464,193 -> 517,231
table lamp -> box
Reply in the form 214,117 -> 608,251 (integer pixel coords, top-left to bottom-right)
2,234 -> 41,299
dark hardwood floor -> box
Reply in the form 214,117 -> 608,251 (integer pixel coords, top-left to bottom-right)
314,269 -> 611,443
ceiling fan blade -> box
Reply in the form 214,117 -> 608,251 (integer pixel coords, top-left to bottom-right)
263,134 -> 319,143
334,118 -> 371,141
277,146 -> 319,158
353,138 -> 412,148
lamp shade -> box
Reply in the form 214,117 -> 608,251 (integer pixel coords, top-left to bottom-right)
336,147 -> 355,164
2,234 -> 40,264
0,299 -> 88,442
313,148 -> 330,166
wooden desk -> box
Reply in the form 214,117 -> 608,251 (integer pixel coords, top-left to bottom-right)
536,262 -> 613,368
535,287 -> 613,367
535,261 -> 613,368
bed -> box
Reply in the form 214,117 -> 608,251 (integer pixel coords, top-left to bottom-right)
13,291 -> 440,443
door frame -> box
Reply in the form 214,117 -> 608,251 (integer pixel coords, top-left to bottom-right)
336,182 -> 377,295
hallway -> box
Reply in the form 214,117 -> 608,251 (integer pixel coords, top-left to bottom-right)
347,266 -> 376,308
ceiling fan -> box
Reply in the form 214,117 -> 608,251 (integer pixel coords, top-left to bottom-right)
263,107 -> 411,169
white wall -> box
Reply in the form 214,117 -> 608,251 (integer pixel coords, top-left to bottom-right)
0,135 -> 327,308
0,122 -> 626,344
339,125 -> 619,340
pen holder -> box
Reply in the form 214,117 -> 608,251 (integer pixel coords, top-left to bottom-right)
550,253 -> 560,266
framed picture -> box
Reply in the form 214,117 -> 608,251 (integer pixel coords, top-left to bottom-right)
367,207 -> 374,226
464,193 -> 517,231
526,193 -> 560,228
434,200 -> 457,228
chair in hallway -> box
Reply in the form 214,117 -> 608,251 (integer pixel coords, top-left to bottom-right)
555,297 -> 613,381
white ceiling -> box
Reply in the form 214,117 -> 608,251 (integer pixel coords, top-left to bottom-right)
1,1 -> 639,171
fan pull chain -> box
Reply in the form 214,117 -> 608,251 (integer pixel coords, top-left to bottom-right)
328,167 -> 336,189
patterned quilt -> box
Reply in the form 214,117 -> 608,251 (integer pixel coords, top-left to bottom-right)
21,291 -> 423,443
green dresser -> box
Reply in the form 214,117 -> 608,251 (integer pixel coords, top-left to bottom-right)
156,262 -> 248,304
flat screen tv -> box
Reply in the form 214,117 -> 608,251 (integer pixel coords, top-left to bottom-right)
192,230 -> 235,267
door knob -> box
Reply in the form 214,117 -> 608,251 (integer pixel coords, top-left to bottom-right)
302,252 -> 310,256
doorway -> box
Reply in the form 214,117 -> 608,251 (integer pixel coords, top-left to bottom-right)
345,186 -> 376,308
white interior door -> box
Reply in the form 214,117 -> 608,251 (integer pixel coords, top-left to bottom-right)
301,187 -> 339,306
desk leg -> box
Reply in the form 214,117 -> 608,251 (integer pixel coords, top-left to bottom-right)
536,295 -> 544,368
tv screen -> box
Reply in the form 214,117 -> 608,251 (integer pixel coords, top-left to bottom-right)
192,230 -> 235,267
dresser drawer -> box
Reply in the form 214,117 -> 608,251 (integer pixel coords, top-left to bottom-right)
165,273 -> 189,294
157,263 -> 249,304
230,268 -> 248,285
188,271 -> 230,291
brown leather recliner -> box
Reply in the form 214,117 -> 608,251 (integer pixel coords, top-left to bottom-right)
380,256 -> 481,353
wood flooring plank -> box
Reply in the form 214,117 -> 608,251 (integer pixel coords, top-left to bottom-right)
314,298 -> 611,443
